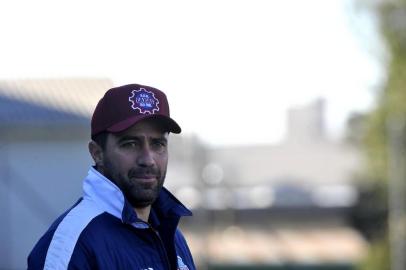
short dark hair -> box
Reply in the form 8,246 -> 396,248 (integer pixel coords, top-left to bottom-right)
92,132 -> 109,150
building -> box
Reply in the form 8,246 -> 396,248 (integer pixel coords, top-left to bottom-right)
0,79 -> 112,269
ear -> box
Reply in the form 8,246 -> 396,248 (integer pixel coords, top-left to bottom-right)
88,141 -> 104,166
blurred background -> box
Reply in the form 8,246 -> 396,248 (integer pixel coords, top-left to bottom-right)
0,0 -> 405,269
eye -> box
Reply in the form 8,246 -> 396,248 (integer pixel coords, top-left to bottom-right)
151,139 -> 167,152
121,141 -> 139,148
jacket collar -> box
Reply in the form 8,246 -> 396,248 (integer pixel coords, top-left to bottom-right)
83,167 -> 192,226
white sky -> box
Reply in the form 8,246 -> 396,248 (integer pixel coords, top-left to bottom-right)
0,0 -> 384,146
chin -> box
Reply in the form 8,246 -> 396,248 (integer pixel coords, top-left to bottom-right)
127,192 -> 159,208
129,198 -> 156,208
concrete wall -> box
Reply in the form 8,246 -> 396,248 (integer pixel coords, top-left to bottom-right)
0,139 -> 91,269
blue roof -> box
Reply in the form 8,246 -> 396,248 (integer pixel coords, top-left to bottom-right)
0,94 -> 89,127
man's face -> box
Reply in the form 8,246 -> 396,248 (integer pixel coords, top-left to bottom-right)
97,118 -> 169,208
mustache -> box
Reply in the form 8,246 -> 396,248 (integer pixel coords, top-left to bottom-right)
128,168 -> 160,178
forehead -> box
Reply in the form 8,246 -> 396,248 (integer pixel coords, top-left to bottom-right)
114,118 -> 169,138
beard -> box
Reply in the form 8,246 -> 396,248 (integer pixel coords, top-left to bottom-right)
102,159 -> 166,208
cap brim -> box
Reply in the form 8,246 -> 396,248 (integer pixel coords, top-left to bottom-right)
106,114 -> 181,134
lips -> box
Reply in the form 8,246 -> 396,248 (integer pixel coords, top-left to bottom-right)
128,169 -> 159,184
133,174 -> 156,180
130,173 -> 158,185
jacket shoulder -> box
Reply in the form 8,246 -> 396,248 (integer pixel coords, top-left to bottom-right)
174,229 -> 196,270
27,198 -> 103,269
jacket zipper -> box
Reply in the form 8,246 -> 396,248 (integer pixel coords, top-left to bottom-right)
149,226 -> 173,270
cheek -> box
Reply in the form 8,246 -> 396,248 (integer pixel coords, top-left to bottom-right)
157,154 -> 168,169
104,152 -> 134,174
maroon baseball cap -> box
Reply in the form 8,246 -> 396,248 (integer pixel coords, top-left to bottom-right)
91,84 -> 181,138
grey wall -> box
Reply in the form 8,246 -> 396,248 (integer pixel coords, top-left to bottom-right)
0,140 -> 92,270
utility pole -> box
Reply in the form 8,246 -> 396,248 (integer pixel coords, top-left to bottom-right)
387,117 -> 406,270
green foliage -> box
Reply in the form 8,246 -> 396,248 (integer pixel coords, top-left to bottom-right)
354,0 -> 406,269
362,0 -> 406,184
357,237 -> 390,270
363,105 -> 388,183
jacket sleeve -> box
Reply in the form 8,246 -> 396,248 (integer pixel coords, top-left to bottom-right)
27,233 -> 52,270
67,238 -> 97,270
27,226 -> 58,270
27,231 -> 96,270
175,229 -> 197,270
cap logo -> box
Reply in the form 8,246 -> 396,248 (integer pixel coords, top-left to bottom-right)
129,88 -> 160,114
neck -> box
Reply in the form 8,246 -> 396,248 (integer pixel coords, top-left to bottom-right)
134,205 -> 151,222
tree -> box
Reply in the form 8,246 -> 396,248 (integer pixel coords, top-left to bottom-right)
355,0 -> 406,269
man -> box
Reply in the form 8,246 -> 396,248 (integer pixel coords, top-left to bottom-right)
28,84 -> 195,270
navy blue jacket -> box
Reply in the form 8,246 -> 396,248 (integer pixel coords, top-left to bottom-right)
28,168 -> 195,270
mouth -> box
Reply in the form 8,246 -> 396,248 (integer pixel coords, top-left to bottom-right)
131,175 -> 157,183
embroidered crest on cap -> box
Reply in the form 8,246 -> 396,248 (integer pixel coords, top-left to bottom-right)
129,88 -> 160,114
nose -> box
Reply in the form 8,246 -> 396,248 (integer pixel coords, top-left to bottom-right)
137,145 -> 155,167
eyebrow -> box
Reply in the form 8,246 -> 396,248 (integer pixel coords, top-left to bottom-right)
116,135 -> 139,143
116,134 -> 168,143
